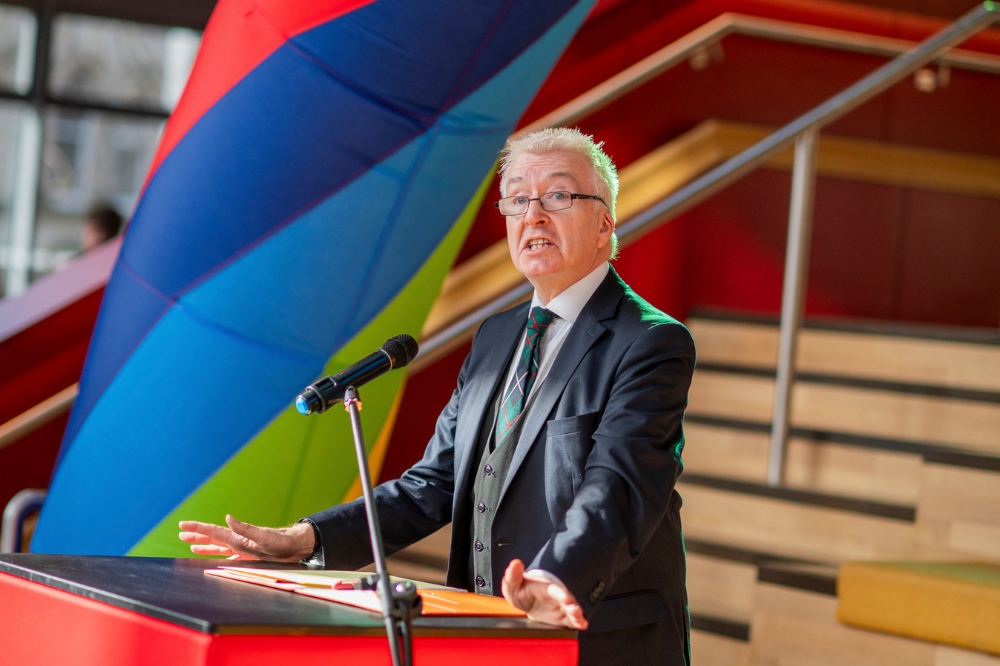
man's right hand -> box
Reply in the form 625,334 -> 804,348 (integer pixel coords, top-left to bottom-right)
178,515 -> 316,562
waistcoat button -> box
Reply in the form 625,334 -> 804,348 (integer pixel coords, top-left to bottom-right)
476,575 -> 486,587
475,540 -> 484,552
477,502 -> 486,513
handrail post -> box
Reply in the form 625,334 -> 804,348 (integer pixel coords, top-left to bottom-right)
768,129 -> 819,486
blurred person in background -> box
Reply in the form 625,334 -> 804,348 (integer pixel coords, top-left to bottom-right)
80,204 -> 122,252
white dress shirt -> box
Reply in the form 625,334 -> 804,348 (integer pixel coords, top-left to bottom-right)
499,262 -> 610,404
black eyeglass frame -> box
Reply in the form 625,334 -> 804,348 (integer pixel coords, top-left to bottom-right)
494,191 -> 607,216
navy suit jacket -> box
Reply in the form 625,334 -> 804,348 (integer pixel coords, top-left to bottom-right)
309,267 -> 695,665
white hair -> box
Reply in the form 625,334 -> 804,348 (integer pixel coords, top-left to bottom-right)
499,127 -> 620,258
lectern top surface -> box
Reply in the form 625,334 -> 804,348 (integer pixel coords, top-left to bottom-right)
0,554 -> 572,638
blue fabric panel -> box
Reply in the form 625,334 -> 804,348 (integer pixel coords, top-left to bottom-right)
61,0 -> 583,452
34,0 -> 596,555
53,262 -> 174,471
40,304 -> 323,556
292,0 -> 580,115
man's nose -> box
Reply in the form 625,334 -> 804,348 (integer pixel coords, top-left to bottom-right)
523,198 -> 549,225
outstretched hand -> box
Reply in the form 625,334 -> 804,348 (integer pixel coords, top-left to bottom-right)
501,559 -> 588,630
178,515 -> 315,562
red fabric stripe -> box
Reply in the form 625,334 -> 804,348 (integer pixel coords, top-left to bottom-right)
144,0 -> 376,186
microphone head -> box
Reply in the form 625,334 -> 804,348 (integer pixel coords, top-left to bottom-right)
381,334 -> 419,369
295,387 -> 324,415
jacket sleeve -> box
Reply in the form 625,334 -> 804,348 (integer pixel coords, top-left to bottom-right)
306,341 -> 474,570
528,320 -> 695,617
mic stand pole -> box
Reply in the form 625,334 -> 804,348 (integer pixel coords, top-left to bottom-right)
343,386 -> 420,666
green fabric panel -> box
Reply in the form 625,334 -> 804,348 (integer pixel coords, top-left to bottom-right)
129,170 -> 494,557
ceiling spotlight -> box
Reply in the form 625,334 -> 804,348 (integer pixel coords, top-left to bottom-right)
689,42 -> 725,71
914,64 -> 950,93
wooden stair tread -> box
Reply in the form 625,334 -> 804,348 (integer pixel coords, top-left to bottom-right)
688,370 -> 1000,454
686,414 -> 1000,473
678,482 -> 917,563
683,421 -> 923,505
680,473 -> 915,521
688,316 -> 1000,393
687,553 -> 757,624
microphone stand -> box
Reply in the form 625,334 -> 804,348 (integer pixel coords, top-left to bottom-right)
343,386 -> 420,666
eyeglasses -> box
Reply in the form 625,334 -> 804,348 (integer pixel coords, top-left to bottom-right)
494,191 -> 606,216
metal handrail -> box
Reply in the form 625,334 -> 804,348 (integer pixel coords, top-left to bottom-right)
0,383 -> 77,453
1,488 -> 46,553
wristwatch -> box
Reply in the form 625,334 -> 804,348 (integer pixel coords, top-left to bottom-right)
298,518 -> 324,563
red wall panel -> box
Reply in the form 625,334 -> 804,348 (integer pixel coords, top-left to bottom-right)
897,191 -> 1000,327
807,177 -> 908,319
0,415 -> 67,512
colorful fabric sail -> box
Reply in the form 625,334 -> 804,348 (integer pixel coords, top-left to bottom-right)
32,0 -> 596,556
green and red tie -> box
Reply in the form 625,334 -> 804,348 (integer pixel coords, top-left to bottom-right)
494,307 -> 558,449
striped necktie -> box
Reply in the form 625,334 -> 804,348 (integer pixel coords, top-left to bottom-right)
494,306 -> 558,449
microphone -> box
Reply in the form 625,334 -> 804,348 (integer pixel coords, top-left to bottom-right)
295,334 -> 419,415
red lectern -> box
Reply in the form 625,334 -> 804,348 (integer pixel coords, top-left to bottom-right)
0,555 -> 577,666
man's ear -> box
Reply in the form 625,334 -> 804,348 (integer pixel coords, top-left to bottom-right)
597,210 -> 615,246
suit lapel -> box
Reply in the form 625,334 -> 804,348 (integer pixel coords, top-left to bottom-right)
498,269 -> 625,505
453,304 -> 527,502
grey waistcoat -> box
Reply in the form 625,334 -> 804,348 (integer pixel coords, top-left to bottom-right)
467,386 -> 540,595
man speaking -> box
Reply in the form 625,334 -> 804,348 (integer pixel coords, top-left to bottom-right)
180,128 -> 695,666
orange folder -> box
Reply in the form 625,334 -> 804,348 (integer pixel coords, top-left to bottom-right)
296,587 -> 526,616
205,567 -> 526,617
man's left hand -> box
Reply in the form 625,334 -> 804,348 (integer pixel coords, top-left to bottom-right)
501,559 -> 589,630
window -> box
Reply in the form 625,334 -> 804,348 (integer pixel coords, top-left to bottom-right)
0,101 -> 29,295
49,14 -> 200,112
0,8 -> 201,298
0,5 -> 36,94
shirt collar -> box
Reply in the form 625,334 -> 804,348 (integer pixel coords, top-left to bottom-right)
530,262 -> 609,325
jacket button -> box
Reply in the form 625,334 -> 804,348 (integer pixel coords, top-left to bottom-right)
477,502 -> 486,513
475,540 -> 484,552
475,575 -> 486,587
589,580 -> 605,603
484,464 -> 493,476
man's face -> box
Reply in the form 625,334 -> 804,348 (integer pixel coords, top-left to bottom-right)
503,150 -> 614,302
